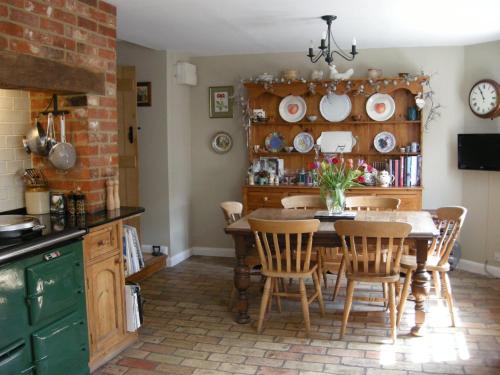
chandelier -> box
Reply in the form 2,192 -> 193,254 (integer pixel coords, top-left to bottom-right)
307,15 -> 357,66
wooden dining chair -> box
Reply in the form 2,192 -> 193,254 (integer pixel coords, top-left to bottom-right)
331,196 -> 401,302
397,206 -> 467,328
281,195 -> 326,287
220,201 -> 262,309
334,220 -> 412,342
248,218 -> 325,336
281,195 -> 326,210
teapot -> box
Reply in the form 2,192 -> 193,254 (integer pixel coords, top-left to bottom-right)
376,170 -> 395,187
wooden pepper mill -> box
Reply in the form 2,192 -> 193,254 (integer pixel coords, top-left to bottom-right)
113,178 -> 120,209
106,179 -> 115,211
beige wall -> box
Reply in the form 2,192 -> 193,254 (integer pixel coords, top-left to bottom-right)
461,40 -> 500,265
166,52 -> 192,255
117,42 -> 192,256
0,90 -> 31,211
190,47 -> 465,249
117,41 -> 170,248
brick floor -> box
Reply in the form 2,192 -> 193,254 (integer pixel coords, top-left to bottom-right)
95,256 -> 500,375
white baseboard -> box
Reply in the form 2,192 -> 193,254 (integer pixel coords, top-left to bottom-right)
167,248 -> 192,267
457,259 -> 500,278
191,247 -> 235,257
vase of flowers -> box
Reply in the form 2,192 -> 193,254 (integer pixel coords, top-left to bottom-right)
317,157 -> 364,214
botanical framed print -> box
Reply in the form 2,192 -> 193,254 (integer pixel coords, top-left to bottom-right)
137,82 -> 151,106
209,86 -> 233,118
211,131 -> 233,154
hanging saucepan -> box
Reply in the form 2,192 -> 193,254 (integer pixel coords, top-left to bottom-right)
22,117 -> 48,155
48,114 -> 76,170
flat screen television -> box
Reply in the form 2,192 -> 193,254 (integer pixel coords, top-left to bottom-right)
458,134 -> 500,171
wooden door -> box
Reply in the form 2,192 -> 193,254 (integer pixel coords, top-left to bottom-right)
117,66 -> 140,231
86,254 -> 125,355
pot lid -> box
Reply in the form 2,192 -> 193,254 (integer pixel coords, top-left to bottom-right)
0,215 -> 41,232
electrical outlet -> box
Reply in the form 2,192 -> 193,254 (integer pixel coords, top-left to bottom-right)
495,252 -> 500,262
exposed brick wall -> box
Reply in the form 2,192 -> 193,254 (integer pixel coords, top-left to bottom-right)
0,0 -> 117,213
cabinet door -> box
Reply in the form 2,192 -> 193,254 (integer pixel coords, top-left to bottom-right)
86,255 -> 124,355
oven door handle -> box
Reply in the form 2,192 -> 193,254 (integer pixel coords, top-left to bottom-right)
0,339 -> 26,366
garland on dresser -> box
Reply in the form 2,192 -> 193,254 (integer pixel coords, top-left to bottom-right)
233,71 -> 441,132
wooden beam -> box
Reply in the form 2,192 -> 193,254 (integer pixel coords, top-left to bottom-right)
0,51 -> 105,95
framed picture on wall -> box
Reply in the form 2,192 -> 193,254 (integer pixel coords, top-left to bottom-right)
209,86 -> 233,118
137,82 -> 151,106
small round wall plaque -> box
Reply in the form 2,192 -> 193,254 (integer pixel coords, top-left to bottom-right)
211,131 -> 233,154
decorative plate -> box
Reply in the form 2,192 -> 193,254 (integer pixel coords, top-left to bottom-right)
366,93 -> 396,121
293,132 -> 315,153
265,132 -> 285,153
319,94 -> 352,122
373,131 -> 396,153
279,95 -> 307,123
211,131 -> 233,154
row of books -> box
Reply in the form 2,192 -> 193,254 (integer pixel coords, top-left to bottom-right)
123,225 -> 144,276
125,283 -> 142,332
387,155 -> 422,187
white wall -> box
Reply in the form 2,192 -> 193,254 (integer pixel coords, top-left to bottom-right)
461,40 -> 500,265
117,42 -> 170,248
0,90 -> 31,211
190,47 -> 465,248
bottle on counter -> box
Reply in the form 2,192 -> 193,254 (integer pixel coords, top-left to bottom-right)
106,179 -> 115,211
113,178 -> 120,209
67,191 -> 76,216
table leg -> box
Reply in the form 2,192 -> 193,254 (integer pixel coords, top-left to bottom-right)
233,234 -> 251,324
410,238 -> 431,336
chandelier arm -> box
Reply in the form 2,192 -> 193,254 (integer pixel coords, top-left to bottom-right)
332,50 -> 355,61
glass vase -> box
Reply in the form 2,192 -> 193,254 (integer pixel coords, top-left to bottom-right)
325,189 -> 346,214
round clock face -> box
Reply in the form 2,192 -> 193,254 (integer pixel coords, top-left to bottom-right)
469,80 -> 498,117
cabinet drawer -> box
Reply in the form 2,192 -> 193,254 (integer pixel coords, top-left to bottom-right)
86,224 -> 119,260
247,191 -> 285,209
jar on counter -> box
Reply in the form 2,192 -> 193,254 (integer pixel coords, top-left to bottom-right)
74,191 -> 86,215
50,192 -> 66,214
67,192 -> 76,216
25,186 -> 50,214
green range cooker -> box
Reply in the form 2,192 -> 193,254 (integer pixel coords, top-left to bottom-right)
0,215 -> 89,375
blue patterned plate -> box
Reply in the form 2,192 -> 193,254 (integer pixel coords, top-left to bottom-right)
265,132 -> 285,153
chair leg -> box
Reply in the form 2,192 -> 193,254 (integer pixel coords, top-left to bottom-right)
441,272 -> 456,327
312,270 -> 325,317
432,270 -> 441,298
257,277 -> 272,334
397,270 -> 412,328
340,280 -> 355,339
228,286 -> 237,311
332,256 -> 345,302
273,278 -> 282,313
299,279 -> 311,335
388,282 -> 397,343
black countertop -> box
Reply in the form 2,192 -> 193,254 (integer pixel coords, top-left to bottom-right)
0,206 -> 145,264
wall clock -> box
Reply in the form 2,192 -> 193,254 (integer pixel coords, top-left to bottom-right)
469,79 -> 500,119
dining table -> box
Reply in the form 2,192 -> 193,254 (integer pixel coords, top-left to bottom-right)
225,208 -> 440,336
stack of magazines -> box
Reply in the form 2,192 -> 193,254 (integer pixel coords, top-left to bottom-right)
123,225 -> 144,276
125,283 -> 142,332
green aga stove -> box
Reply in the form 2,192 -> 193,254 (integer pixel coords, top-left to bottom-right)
0,214 -> 89,375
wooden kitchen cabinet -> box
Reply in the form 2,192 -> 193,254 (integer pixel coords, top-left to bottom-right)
83,220 -> 137,372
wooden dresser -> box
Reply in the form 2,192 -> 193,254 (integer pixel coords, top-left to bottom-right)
83,220 -> 137,372
243,185 -> 422,214
243,76 -> 426,212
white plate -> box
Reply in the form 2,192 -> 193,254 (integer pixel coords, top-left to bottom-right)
319,94 -> 352,122
279,95 -> 307,123
366,93 -> 396,121
373,131 -> 396,153
317,131 -> 357,153
293,132 -> 314,153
